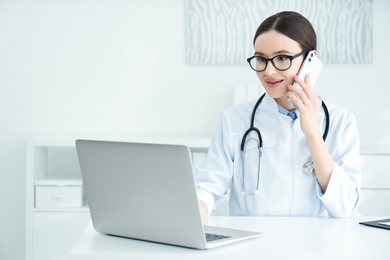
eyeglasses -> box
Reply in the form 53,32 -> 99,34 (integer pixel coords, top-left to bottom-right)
247,51 -> 308,72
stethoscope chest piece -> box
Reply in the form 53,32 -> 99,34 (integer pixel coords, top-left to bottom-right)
302,162 -> 316,176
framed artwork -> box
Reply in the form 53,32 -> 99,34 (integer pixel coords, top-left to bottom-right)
185,0 -> 373,65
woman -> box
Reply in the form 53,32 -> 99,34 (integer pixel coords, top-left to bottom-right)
196,11 -> 361,219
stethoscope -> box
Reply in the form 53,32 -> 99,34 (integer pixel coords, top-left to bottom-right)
240,93 -> 330,196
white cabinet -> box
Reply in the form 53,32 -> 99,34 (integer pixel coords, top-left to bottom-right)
359,153 -> 390,216
25,136 -> 210,260
32,212 -> 91,260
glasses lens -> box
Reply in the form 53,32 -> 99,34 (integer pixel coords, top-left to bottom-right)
273,55 -> 291,70
249,57 -> 266,72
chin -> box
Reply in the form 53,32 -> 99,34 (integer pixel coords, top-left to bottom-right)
263,88 -> 288,100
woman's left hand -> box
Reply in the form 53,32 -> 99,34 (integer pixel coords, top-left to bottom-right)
287,75 -> 322,137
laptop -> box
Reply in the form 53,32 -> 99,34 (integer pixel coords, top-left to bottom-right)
75,139 -> 262,249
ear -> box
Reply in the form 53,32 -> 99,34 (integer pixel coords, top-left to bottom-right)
312,50 -> 318,55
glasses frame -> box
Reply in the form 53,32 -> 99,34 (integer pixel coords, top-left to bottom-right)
247,50 -> 308,72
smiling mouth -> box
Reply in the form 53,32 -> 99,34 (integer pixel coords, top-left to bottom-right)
267,79 -> 283,84
266,79 -> 284,88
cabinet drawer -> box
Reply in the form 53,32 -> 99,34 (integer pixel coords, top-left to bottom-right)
33,212 -> 90,260
35,179 -> 83,208
359,189 -> 390,216
361,154 -> 390,189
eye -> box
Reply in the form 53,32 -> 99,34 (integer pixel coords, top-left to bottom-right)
275,55 -> 289,62
256,57 -> 266,63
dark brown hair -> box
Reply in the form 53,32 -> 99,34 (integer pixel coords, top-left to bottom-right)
253,11 -> 316,51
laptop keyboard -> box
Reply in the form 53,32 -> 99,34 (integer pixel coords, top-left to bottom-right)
205,233 -> 231,242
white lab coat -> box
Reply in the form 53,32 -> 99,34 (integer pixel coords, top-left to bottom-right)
196,94 -> 361,218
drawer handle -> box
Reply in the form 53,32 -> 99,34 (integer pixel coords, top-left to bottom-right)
52,190 -> 65,199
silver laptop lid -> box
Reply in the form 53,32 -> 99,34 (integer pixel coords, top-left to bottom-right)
76,140 -> 207,249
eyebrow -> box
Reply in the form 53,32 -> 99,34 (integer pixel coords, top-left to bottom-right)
254,50 -> 294,57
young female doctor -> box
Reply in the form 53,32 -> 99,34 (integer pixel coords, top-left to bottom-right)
196,11 -> 361,219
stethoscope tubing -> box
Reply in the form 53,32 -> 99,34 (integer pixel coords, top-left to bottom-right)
241,93 -> 329,151
240,93 -> 266,151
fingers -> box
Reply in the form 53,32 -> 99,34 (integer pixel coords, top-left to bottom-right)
287,90 -> 303,110
198,200 -> 208,224
294,74 -> 311,92
288,74 -> 316,104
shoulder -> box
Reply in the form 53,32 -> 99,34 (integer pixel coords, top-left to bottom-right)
221,94 -> 275,119
324,101 -> 358,135
217,100 -> 258,132
221,100 -> 256,121
324,101 -> 356,123
222,100 -> 256,116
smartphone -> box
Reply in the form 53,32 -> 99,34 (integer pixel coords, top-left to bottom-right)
287,51 -> 323,108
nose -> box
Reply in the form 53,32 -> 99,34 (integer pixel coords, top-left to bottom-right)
263,60 -> 278,76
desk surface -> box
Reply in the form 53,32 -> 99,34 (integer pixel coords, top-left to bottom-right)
69,216 -> 390,260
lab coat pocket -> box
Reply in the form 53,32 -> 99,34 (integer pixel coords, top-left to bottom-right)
261,132 -> 277,148
258,132 -> 278,182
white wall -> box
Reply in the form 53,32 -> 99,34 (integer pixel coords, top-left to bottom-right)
0,0 -> 389,259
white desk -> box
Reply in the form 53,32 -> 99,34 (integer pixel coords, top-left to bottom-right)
69,216 -> 390,260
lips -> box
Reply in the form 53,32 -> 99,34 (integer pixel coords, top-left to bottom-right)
265,79 -> 284,88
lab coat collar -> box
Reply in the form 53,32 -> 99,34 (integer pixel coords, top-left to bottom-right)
262,93 -> 300,117
263,93 -> 279,112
